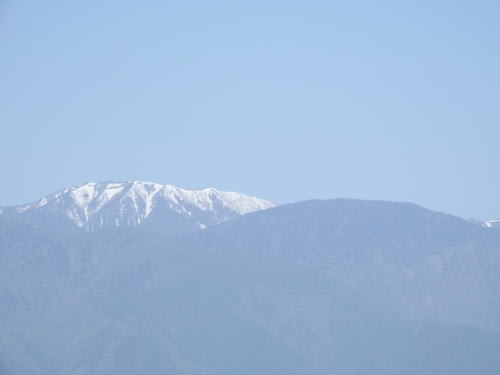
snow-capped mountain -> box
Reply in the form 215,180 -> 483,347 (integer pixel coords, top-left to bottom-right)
484,219 -> 500,229
0,181 -> 275,234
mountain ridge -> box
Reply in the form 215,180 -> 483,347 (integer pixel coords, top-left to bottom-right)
0,181 -> 275,234
1,194 -> 500,374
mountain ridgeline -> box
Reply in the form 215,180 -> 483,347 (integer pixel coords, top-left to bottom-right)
0,181 -> 275,235
1,182 -> 499,375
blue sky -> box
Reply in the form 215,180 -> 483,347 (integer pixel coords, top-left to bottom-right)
1,0 -> 499,218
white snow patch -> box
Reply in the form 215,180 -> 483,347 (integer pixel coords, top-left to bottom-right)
8,181 -> 276,230
484,219 -> 500,228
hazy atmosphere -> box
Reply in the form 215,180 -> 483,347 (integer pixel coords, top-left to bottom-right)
1,0 -> 499,218
2,2 -> 500,375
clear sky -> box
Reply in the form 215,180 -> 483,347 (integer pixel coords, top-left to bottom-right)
1,0 -> 499,219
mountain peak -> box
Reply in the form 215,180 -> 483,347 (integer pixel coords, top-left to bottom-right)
2,181 -> 275,233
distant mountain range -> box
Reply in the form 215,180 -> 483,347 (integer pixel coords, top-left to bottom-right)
0,181 -> 275,235
1,182 -> 499,375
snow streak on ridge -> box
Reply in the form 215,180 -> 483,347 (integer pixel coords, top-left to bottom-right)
5,181 -> 276,231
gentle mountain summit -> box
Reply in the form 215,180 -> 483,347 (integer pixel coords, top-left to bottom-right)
0,181 -> 275,234
1,192 -> 499,374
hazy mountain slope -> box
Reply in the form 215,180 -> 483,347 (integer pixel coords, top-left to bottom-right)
0,222 -> 170,375
189,199 -> 500,329
27,237 -> 500,375
0,219 -> 69,324
1,199 -> 500,374
0,181 -> 275,236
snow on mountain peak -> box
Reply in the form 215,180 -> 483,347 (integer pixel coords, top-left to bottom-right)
6,181 -> 276,231
483,219 -> 500,229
